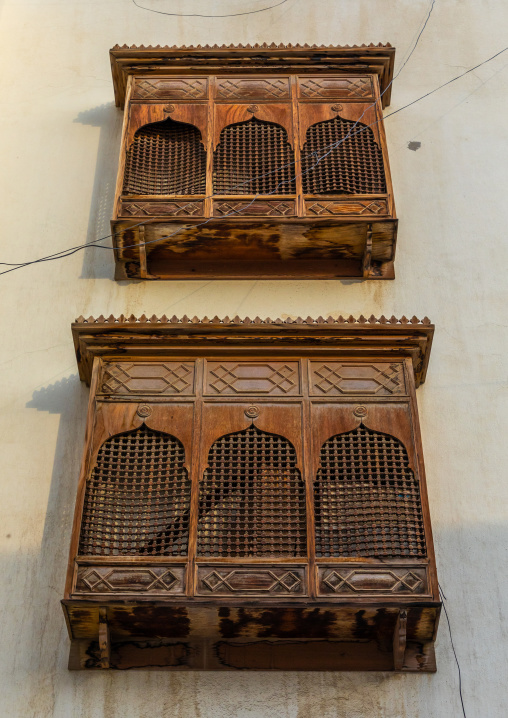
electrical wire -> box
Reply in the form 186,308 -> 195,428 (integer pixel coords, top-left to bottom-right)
1,45 -> 506,276
439,583 -> 467,718
132,0 -> 289,19
0,0 -> 436,275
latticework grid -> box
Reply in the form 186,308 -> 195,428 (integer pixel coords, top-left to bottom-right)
314,426 -> 426,558
213,118 -> 296,195
123,118 -> 206,195
301,116 -> 386,194
79,425 -> 191,556
197,426 -> 306,557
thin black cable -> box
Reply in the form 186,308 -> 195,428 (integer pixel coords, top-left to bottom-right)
132,0 -> 289,18
1,45 -> 506,277
384,45 -> 507,119
0,1 -> 432,267
0,1 -> 435,272
439,583 -> 467,718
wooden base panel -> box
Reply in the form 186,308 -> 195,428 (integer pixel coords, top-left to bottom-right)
112,219 -> 397,281
68,638 -> 436,672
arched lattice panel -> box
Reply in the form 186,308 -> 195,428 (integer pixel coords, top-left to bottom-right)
123,118 -> 206,195
79,425 -> 191,556
197,425 -> 306,557
213,118 -> 296,195
301,115 -> 386,194
314,425 -> 426,558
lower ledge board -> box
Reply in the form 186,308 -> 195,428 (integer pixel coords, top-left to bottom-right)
68,637 -> 436,672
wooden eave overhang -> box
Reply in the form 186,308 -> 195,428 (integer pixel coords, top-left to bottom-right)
72,314 -> 434,388
110,42 -> 396,109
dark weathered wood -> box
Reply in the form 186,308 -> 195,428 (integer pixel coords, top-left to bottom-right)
393,608 -> 408,670
98,607 -> 110,669
63,317 -> 440,670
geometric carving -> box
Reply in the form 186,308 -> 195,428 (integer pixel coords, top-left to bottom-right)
319,568 -> 427,595
213,200 -> 295,217
305,200 -> 388,216
216,77 -> 290,100
101,362 -> 195,395
198,568 -> 304,595
310,362 -> 404,395
121,201 -> 205,217
299,76 -> 372,99
75,566 -> 185,594
133,77 -> 208,100
206,362 -> 299,395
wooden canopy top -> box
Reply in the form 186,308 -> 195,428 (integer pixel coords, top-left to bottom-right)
110,42 -> 396,109
72,314 -> 433,387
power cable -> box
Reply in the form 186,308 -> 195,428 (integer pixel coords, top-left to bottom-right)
439,583 -> 467,718
132,0 -> 289,18
1,46 -> 506,276
0,0 -> 436,274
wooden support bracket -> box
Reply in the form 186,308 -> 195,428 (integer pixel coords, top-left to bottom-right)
393,608 -> 407,671
362,224 -> 373,278
98,607 -> 111,669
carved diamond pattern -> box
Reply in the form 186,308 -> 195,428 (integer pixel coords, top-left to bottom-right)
217,78 -> 288,99
300,77 -> 370,98
202,570 -> 302,593
314,363 -> 402,395
266,202 -> 292,216
209,363 -> 296,394
123,202 -> 202,217
136,78 -> 205,99
307,201 -> 385,216
215,202 -> 245,216
102,362 -> 193,394
323,570 -> 423,594
81,568 -> 179,593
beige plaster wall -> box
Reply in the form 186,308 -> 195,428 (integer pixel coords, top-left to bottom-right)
0,1 -> 507,716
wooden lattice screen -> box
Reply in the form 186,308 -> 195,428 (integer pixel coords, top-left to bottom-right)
196,426 -> 306,557
79,425 -> 190,556
123,118 -> 206,195
314,426 -> 425,558
301,116 -> 387,194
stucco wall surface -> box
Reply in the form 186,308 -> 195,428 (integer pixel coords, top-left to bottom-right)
0,0 -> 507,716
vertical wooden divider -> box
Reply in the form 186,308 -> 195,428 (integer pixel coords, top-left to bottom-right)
301,358 -> 317,597
204,77 -> 215,219
186,357 -> 205,596
290,75 -> 304,218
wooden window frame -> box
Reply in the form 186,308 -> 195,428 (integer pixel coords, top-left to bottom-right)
62,315 -> 440,672
109,44 -> 398,280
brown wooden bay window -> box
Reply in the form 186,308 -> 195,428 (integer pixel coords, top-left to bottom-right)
63,315 -> 440,671
109,44 -> 398,280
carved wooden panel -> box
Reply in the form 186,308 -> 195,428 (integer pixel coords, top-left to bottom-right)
75,565 -> 185,594
213,200 -> 296,217
100,361 -> 195,395
196,566 -> 306,595
318,566 -> 428,596
298,75 -> 373,100
215,76 -> 290,101
205,361 -> 300,395
305,199 -> 389,217
132,77 -> 208,100
309,362 -> 405,396
120,201 -> 205,218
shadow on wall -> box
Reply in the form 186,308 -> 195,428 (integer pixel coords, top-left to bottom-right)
73,103 -> 123,280
17,376 -> 89,677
